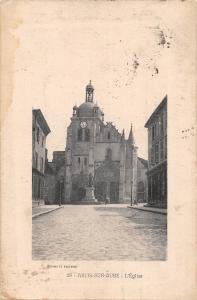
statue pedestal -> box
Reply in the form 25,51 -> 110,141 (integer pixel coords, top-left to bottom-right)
82,187 -> 98,204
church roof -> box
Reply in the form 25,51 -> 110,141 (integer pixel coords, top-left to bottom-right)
138,157 -> 148,168
77,101 -> 100,117
128,123 -> 135,145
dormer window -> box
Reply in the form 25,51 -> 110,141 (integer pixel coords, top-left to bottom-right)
94,107 -> 98,115
107,132 -> 111,140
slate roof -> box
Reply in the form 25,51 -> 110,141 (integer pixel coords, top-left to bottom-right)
144,95 -> 167,128
33,109 -> 51,136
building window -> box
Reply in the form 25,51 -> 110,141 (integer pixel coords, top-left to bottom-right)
78,128 -> 83,141
107,132 -> 111,140
41,135 -> 44,147
160,114 -> 164,135
155,143 -> 159,163
164,110 -> 167,132
35,152 -> 38,169
160,139 -> 164,161
85,128 -> 90,142
152,125 -> 155,141
165,136 -> 167,159
40,157 -> 44,173
37,127 -> 40,143
161,172 -> 164,196
155,122 -> 158,137
32,126 -> 36,146
151,147 -> 154,165
84,157 -> 87,166
78,157 -> 81,165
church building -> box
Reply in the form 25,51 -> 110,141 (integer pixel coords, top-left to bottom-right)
64,81 -> 138,204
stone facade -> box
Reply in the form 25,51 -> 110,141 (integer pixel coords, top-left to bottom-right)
64,82 -> 138,204
44,151 -> 65,204
137,157 -> 148,203
145,95 -> 167,208
32,109 -> 51,206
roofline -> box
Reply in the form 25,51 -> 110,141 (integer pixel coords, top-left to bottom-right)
33,109 -> 51,136
144,95 -> 167,128
137,156 -> 148,168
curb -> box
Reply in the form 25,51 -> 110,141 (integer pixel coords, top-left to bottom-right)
127,206 -> 167,215
32,206 -> 64,219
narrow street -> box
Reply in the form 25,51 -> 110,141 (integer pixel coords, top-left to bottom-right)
32,204 -> 167,261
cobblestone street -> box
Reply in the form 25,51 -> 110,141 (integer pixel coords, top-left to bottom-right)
32,204 -> 167,261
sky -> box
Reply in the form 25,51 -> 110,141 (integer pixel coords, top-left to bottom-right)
14,1 -> 172,161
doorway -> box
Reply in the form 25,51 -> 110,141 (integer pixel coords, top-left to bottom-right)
110,182 -> 119,203
77,187 -> 86,201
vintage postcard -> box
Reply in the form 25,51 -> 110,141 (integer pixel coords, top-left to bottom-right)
1,0 -> 197,299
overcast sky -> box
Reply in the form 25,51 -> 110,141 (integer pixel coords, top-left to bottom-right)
14,1 -> 172,160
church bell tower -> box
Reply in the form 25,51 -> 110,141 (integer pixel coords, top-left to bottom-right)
86,80 -> 94,102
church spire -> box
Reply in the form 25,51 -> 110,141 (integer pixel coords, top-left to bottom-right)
86,80 -> 94,102
128,123 -> 135,145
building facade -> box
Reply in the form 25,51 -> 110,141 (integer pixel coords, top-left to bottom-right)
32,109 -> 51,206
145,96 -> 167,208
44,151 -> 65,204
64,82 -> 138,204
137,157 -> 148,203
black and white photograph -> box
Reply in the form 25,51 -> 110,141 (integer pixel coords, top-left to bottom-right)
31,6 -> 168,260
2,1 -> 196,299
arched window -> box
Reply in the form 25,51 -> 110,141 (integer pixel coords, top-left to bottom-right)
85,128 -> 90,142
78,128 -> 82,141
107,132 -> 111,140
105,148 -> 112,161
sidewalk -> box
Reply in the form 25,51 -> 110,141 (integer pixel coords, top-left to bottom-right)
32,205 -> 63,219
128,203 -> 167,215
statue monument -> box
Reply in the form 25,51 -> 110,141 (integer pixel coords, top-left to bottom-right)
82,172 -> 98,204
88,172 -> 94,187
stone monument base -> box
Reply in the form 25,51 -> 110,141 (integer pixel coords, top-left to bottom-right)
82,187 -> 98,204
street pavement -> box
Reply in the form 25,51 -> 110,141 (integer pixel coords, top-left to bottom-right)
32,205 -> 62,219
32,204 -> 167,261
32,205 -> 60,216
